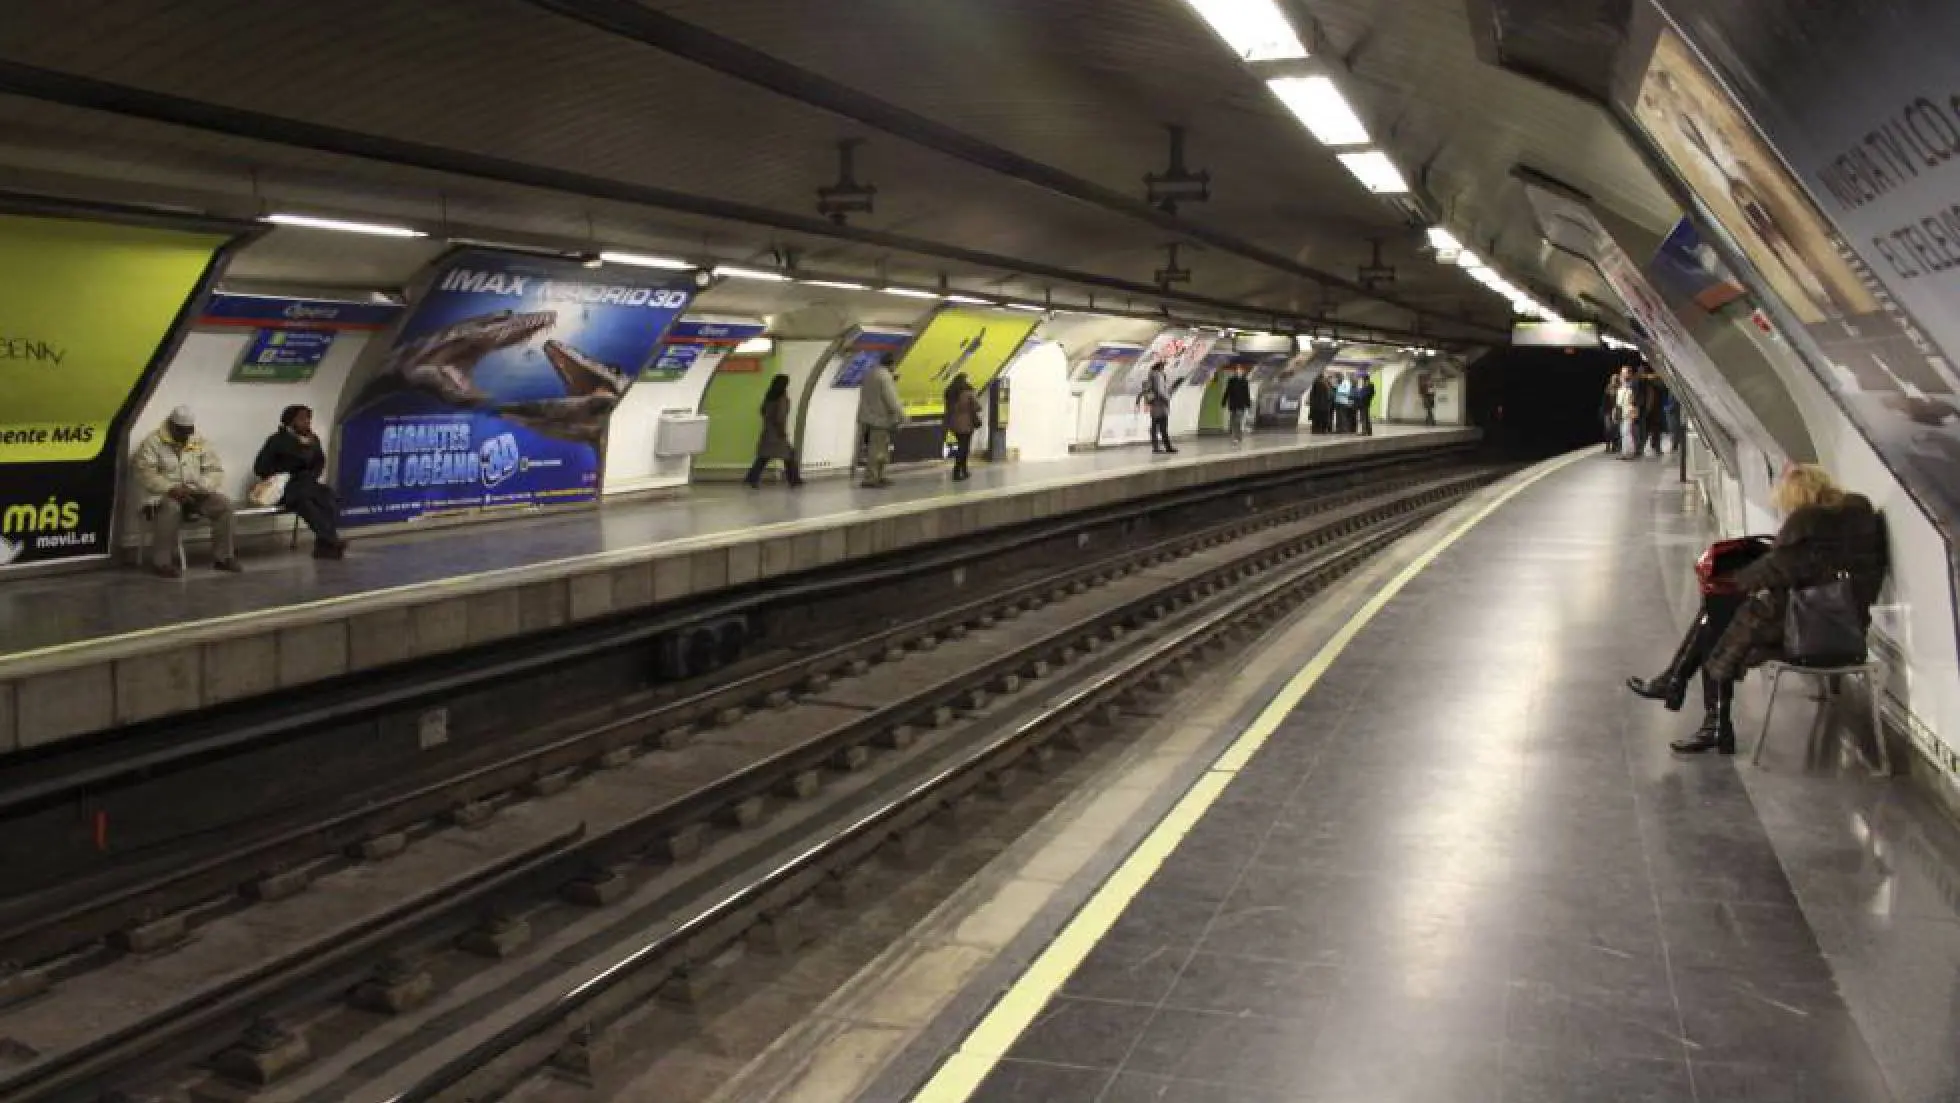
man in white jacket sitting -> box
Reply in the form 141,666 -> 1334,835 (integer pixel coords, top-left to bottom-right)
855,354 -> 905,488
134,405 -> 242,577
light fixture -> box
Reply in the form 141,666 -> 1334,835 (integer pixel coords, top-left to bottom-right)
599,250 -> 694,270
880,287 -> 942,299
1005,303 -> 1046,312
1426,228 -> 1464,254
733,336 -> 776,356
1335,151 -> 1409,194
1267,76 -> 1370,147
944,294 -> 994,305
262,212 -> 427,238
1181,0 -> 1309,61
1455,250 -> 1484,269
714,265 -> 791,282
802,279 -> 870,291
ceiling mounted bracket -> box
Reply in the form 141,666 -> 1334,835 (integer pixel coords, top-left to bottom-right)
1156,243 -> 1193,289
815,138 -> 878,226
1358,239 -> 1396,290
1143,125 -> 1210,215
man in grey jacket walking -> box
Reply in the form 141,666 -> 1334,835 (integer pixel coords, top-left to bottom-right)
856,353 -> 905,488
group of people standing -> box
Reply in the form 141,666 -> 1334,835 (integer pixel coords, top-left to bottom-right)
1604,365 -> 1682,458
747,352 -> 983,491
1306,370 -> 1376,435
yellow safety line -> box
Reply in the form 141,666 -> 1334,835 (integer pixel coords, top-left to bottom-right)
909,447 -> 1589,1101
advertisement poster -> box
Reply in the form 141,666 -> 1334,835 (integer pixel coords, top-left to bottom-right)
1,213 -> 228,568
1073,343 -> 1142,384
1523,182 -> 1781,470
1097,329 -> 1216,446
1630,21 -> 1960,539
641,319 -> 766,383
200,291 -> 401,384
830,328 -> 913,389
1255,347 -> 1335,428
891,309 -> 1040,416
1648,219 -> 1748,313
334,250 -> 693,527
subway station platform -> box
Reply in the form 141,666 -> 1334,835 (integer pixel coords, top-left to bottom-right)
743,451 -> 1960,1103
0,425 -> 1475,754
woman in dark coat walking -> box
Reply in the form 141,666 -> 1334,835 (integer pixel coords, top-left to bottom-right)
254,404 -> 346,558
745,375 -> 803,488
943,373 -> 981,481
1628,465 -> 1886,754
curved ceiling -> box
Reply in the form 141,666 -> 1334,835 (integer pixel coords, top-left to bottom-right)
0,0 -> 1682,344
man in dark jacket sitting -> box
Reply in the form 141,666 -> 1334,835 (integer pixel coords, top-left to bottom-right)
254,404 -> 347,559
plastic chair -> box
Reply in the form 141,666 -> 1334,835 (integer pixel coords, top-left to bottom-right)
139,503 -> 300,569
1751,657 -> 1890,776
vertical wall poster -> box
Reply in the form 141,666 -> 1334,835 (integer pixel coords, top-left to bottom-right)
0,212 -> 230,569
334,249 -> 693,527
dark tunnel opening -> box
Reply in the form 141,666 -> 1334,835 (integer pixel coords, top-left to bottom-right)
1465,346 -> 1642,460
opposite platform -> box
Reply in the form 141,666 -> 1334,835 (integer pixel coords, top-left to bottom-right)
0,426 -> 1475,754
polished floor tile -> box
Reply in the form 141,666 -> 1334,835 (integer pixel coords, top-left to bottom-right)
926,459 -> 1956,1103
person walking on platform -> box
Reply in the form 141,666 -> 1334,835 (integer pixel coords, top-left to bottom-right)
1616,367 -> 1641,459
253,404 -> 346,559
943,372 -> 980,480
135,405 -> 242,578
1601,376 -> 1623,453
1627,465 -> 1886,755
1643,374 -> 1671,456
1307,375 -> 1333,433
856,353 -> 905,488
1222,364 -> 1253,443
1419,376 -> 1437,426
1353,371 -> 1377,436
1665,390 -> 1685,455
745,375 -> 803,489
1139,360 -> 1176,453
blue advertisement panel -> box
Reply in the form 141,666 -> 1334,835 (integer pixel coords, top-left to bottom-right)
1648,219 -> 1748,314
830,328 -> 913,389
642,319 -> 767,382
199,291 -> 402,331
335,250 -> 693,527
1074,344 -> 1142,382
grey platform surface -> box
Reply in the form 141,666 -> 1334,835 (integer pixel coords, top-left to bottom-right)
0,425 -> 1474,752
951,455 -> 1957,1102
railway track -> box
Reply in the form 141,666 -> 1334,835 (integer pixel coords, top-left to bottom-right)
0,462 -> 1497,1103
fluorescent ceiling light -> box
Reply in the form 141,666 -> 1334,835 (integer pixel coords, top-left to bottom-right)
1426,228 -> 1463,254
802,279 -> 870,291
714,265 -> 790,282
599,250 -> 694,270
1182,0 -> 1309,61
1335,151 -> 1409,194
881,287 -> 941,299
1455,250 -> 1484,269
733,336 -> 775,356
262,212 -> 426,238
1267,76 -> 1370,147
1005,303 -> 1046,312
944,294 -> 994,305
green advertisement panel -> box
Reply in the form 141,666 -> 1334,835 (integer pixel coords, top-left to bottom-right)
891,308 -> 1039,417
0,213 -> 229,567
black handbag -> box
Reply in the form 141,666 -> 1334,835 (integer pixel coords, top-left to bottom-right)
1783,573 -> 1867,666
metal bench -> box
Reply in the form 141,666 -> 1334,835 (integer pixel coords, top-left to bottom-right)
137,503 -> 301,570
1751,656 -> 1890,777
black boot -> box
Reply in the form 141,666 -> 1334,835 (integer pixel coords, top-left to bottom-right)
1627,613 -> 1710,711
1670,678 -> 1736,755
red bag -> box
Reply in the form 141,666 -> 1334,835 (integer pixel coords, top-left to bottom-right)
1697,536 -> 1773,596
